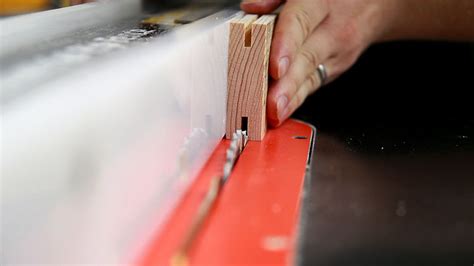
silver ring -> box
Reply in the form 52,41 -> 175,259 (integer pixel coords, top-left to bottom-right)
317,64 -> 328,86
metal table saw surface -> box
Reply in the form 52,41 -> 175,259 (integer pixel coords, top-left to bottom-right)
295,41 -> 474,266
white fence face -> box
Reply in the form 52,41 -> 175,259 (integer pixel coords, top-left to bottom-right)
1,4 -> 241,264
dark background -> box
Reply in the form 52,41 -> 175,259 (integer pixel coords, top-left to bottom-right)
294,42 -> 474,266
295,41 -> 474,152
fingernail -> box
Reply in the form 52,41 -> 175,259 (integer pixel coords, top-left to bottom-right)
280,107 -> 292,123
277,95 -> 288,121
278,57 -> 289,78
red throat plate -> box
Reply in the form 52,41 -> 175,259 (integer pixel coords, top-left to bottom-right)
138,119 -> 314,266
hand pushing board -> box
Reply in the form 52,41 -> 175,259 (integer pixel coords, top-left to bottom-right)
226,14 -> 276,141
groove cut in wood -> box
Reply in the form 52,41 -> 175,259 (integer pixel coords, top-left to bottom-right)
226,14 -> 276,141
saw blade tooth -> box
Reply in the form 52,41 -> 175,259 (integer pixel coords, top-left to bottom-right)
226,149 -> 234,160
232,132 -> 239,141
242,131 -> 248,146
229,141 -> 238,151
223,163 -> 232,181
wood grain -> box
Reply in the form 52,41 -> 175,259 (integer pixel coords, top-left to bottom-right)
226,14 -> 275,141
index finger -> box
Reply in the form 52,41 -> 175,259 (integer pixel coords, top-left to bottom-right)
240,0 -> 283,14
270,0 -> 329,79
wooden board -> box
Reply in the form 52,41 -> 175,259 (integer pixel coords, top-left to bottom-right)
226,14 -> 276,141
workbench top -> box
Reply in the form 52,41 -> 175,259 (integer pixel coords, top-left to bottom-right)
295,41 -> 474,266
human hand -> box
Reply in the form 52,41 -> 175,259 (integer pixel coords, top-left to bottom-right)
241,0 -> 401,126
